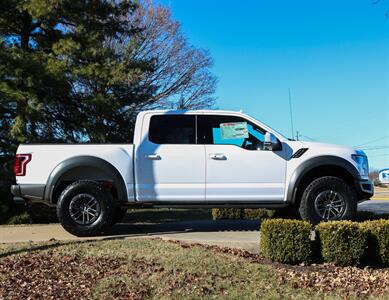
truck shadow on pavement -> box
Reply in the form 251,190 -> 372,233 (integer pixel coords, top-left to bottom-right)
104,219 -> 261,238
0,220 -> 261,258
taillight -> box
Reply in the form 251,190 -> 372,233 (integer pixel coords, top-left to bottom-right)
14,154 -> 32,176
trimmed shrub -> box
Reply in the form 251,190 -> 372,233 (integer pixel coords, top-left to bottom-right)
242,208 -> 275,220
212,208 -> 242,220
316,221 -> 368,266
362,220 -> 389,266
5,212 -> 30,225
212,208 -> 276,220
260,219 -> 313,264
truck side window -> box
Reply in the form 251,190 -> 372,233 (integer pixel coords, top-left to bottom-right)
149,115 -> 196,144
197,115 -> 265,150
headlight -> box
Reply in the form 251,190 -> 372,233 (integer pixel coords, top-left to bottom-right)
351,154 -> 369,177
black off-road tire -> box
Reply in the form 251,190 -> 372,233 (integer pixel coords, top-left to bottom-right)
57,180 -> 115,237
299,176 -> 357,224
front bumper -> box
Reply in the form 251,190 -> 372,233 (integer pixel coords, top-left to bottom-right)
356,179 -> 374,200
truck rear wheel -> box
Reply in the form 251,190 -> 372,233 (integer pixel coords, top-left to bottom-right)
57,180 -> 115,237
299,176 -> 357,224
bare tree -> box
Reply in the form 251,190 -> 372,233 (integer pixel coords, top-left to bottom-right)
123,0 -> 217,109
372,0 -> 389,17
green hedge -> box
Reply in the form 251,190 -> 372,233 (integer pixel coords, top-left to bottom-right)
259,219 -> 389,267
260,219 -> 313,264
243,208 -> 275,219
362,220 -> 389,265
212,208 -> 275,220
211,208 -> 242,220
316,221 -> 368,266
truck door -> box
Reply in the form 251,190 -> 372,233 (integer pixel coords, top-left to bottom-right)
135,113 -> 206,202
198,114 -> 287,202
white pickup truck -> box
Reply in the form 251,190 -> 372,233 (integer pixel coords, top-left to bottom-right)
11,110 -> 373,236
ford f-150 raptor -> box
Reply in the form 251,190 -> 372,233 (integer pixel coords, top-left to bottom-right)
11,110 -> 373,236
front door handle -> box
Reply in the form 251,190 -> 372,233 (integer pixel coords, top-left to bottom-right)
145,154 -> 161,160
209,153 -> 226,160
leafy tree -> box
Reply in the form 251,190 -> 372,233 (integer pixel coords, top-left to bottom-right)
0,0 -> 217,222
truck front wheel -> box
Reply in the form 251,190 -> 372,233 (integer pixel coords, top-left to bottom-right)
299,176 -> 357,224
57,180 -> 115,237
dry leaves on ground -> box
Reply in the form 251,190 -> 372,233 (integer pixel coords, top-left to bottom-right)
0,251 -> 162,300
170,240 -> 389,297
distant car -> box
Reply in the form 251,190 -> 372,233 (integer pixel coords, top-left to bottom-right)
11,110 -> 373,236
379,169 -> 389,185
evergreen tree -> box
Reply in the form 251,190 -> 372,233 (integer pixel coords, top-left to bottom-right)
0,0 -> 216,221
0,0 -> 152,220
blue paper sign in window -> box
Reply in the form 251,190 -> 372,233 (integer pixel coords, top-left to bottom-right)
220,122 -> 249,139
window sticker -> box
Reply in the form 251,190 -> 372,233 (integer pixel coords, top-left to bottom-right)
220,122 -> 249,139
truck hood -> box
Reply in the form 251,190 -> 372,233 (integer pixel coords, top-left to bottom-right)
287,140 -> 362,155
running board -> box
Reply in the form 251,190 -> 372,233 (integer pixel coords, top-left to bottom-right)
122,202 -> 289,209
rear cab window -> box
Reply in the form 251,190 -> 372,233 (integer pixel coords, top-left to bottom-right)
148,115 -> 196,144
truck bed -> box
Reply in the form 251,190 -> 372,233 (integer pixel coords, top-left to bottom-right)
16,144 -> 135,200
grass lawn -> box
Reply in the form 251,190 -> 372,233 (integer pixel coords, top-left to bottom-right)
0,239 -> 388,299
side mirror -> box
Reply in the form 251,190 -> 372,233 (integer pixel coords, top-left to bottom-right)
264,132 -> 282,151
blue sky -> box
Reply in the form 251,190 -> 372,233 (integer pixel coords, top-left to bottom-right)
158,0 -> 389,170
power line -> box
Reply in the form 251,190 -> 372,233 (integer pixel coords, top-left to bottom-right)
299,134 -> 317,142
353,135 -> 389,148
361,146 -> 389,151
368,154 -> 389,158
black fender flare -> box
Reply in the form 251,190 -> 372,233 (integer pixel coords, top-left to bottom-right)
44,156 -> 127,203
287,155 -> 360,205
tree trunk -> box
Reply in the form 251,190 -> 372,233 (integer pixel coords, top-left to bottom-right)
20,11 -> 31,50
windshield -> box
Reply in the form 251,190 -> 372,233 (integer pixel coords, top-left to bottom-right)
244,113 -> 289,140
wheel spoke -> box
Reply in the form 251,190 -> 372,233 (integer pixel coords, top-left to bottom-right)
86,198 -> 96,207
87,208 -> 97,214
71,211 -> 83,219
314,190 -> 346,220
69,194 -> 101,225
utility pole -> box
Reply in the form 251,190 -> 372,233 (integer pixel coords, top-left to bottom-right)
288,88 -> 295,140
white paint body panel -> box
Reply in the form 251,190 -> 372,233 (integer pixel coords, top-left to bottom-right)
16,144 -> 136,201
134,111 -> 205,201
205,144 -> 286,201
135,144 -> 206,201
15,109 -> 364,204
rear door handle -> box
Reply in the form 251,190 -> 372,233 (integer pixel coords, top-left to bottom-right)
145,154 -> 161,160
209,153 -> 226,160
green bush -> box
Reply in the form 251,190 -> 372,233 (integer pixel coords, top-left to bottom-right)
362,220 -> 389,266
212,208 -> 242,220
212,208 -> 275,220
260,219 -> 313,264
316,221 -> 368,266
242,208 -> 275,219
5,212 -> 31,225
